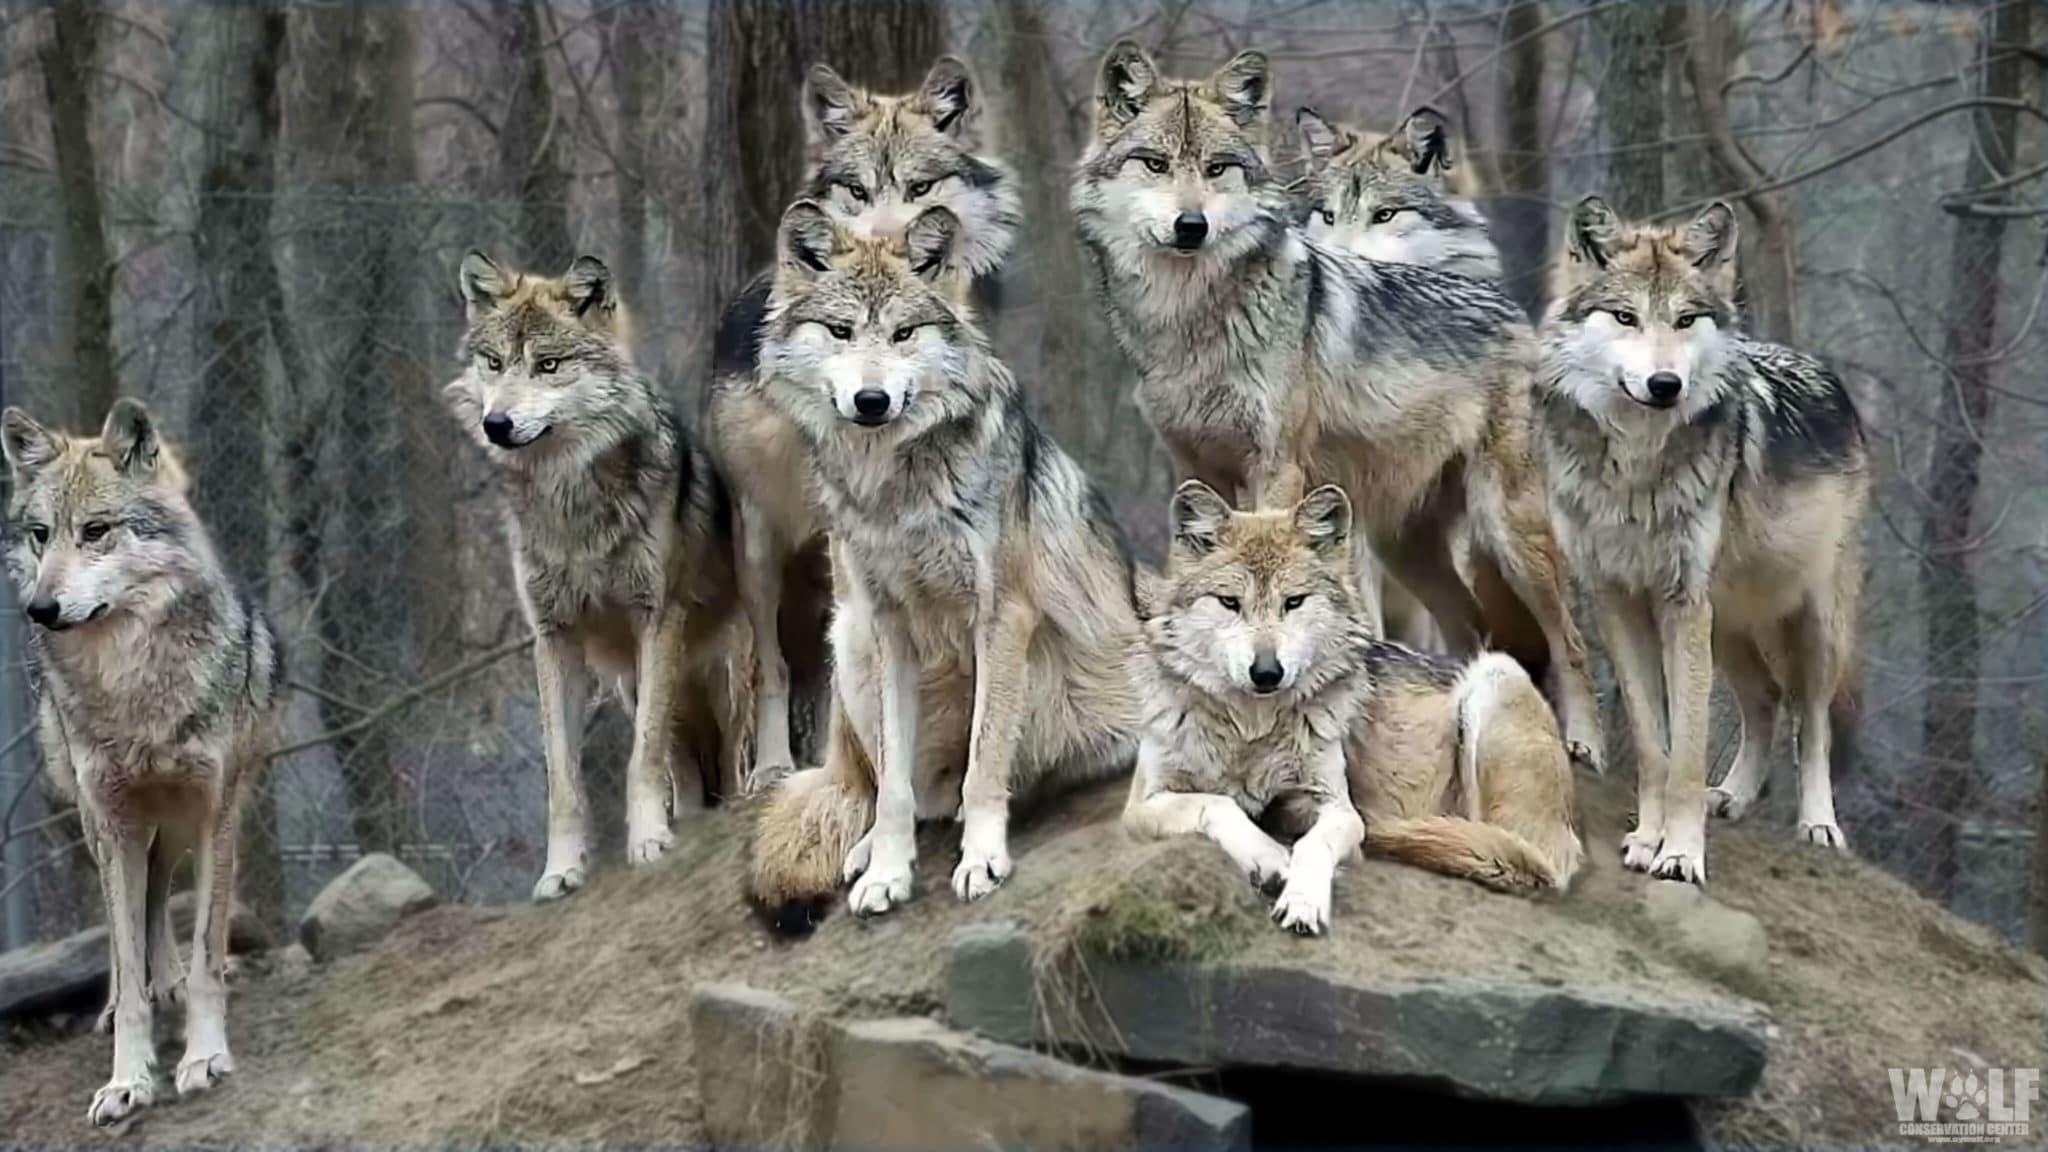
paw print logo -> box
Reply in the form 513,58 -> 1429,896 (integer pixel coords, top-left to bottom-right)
1943,1070 -> 1987,1122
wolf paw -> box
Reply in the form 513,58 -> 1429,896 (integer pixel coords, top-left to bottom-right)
89,1077 -> 156,1126
1708,785 -> 1757,822
626,825 -> 675,866
1649,846 -> 1706,886
174,1049 -> 233,1097
1270,878 -> 1330,936
532,866 -> 587,903
1566,740 -> 1605,776
1798,821 -> 1847,851
951,846 -> 1012,903
848,860 -> 912,918
1246,844 -> 1292,897
842,831 -> 875,883
1620,829 -> 1662,872
149,972 -> 188,1007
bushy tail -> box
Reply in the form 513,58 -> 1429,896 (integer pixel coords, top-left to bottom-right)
1365,816 -> 1563,892
744,701 -> 874,935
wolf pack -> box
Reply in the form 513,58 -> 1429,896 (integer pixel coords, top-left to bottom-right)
7,43 -> 1867,1127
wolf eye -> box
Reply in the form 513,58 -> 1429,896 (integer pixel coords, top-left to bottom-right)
906,179 -> 934,200
1139,156 -> 1169,176
481,352 -> 504,373
1610,309 -> 1639,328
892,325 -> 918,344
1203,160 -> 1237,179
80,521 -> 110,543
1370,207 -> 1399,224
1674,313 -> 1700,330
535,357 -> 560,375
1283,594 -> 1307,613
1319,209 -> 1335,225
838,181 -> 870,205
1214,595 -> 1241,613
825,322 -> 853,341
25,524 -> 48,546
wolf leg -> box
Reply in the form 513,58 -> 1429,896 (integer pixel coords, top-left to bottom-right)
1123,747 -> 1292,893
1376,522 -> 1487,657
1596,588 -> 1670,872
737,502 -> 795,791
847,604 -> 919,917
953,595 -> 1039,902
1710,627 -> 1778,822
533,632 -> 591,901
1790,596 -> 1849,850
90,819 -> 156,1126
145,828 -> 185,1005
176,778 -> 239,1097
1271,749 -> 1364,936
625,608 -> 686,865
1651,598 -> 1714,885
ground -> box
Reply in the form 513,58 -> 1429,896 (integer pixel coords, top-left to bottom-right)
2,771 -> 2043,1149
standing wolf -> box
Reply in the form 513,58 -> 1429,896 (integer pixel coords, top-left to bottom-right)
708,56 -> 1022,788
448,252 -> 746,902
744,203 -> 1142,923
1540,197 -> 1867,884
1071,42 -> 1604,772
4,400 -> 282,1125
1295,106 -> 1500,282
1128,481 -> 1579,935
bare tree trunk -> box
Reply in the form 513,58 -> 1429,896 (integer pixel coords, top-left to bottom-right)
2034,752 -> 2048,957
1910,0 -> 2030,903
1593,0 -> 1667,218
40,0 -> 116,427
1493,0 -> 1548,319
602,0 -> 661,331
499,0 -> 574,273
187,0 -> 289,931
1685,2 -> 1799,343
286,2 -> 423,856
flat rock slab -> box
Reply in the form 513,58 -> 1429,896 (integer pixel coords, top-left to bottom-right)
691,983 -> 1248,1152
948,923 -> 1768,1106
0,895 -> 266,1020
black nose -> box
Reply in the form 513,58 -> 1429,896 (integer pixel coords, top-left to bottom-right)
1645,372 -> 1683,405
25,596 -> 59,628
852,389 -> 892,424
482,412 -> 516,446
1173,212 -> 1209,251
1249,653 -> 1284,692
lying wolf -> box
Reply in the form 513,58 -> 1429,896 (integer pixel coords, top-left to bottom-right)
4,400 -> 282,1125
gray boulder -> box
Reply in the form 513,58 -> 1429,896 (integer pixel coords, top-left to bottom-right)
297,852 -> 437,961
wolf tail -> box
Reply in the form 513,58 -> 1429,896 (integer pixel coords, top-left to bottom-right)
1367,653 -> 1582,892
744,696 -> 875,935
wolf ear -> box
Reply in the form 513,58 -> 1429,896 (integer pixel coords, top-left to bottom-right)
459,250 -> 512,314
98,398 -> 160,477
1,408 -> 61,479
1170,480 -> 1234,555
563,255 -> 613,319
1399,107 -> 1453,178
1296,108 -> 1351,170
1680,202 -> 1738,270
1096,41 -> 1159,131
916,56 -> 976,135
1293,485 -> 1351,554
1568,196 -> 1623,269
778,201 -> 841,278
903,208 -> 962,283
1209,51 -> 1270,130
804,64 -> 865,145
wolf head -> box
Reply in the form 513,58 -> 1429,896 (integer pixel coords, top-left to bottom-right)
3,400 -> 210,632
762,200 -> 980,435
1545,198 -> 1740,419
1073,42 -> 1291,270
1149,481 -> 1370,700
1295,106 -> 1497,278
447,252 -> 646,457
801,57 -> 1020,277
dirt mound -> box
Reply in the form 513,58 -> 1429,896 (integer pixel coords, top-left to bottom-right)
2,773 -> 2043,1148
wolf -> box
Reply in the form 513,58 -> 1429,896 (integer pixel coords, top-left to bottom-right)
707,56 -> 1022,789
1295,105 -> 1501,282
1539,197 -> 1867,884
1071,42 -> 1604,773
448,251 -> 747,902
1127,480 -> 1579,934
3,400 -> 282,1126
743,202 -> 1143,924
